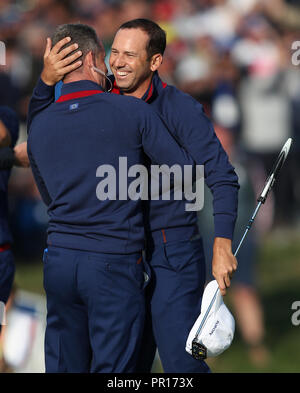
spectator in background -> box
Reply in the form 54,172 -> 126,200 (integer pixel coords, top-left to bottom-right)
8,172 -> 48,260
0,39 -> 21,113
0,106 -> 19,333
262,0 -> 300,30
231,15 -> 293,227
0,285 -> 46,373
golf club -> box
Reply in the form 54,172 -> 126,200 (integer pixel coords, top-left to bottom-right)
191,137 -> 293,360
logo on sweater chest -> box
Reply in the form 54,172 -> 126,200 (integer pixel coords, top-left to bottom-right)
69,103 -> 79,110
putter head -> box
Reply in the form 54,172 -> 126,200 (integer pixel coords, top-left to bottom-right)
192,339 -> 207,360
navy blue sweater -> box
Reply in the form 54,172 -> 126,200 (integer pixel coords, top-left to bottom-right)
28,73 -> 239,242
0,106 -> 19,245
27,80 -> 195,253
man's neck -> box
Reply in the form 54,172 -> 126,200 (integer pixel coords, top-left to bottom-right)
63,72 -> 93,84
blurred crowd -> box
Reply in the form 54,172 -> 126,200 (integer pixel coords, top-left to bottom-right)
1,0 -> 300,260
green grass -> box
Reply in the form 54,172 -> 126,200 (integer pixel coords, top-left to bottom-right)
13,229 -> 300,373
14,258 -> 44,295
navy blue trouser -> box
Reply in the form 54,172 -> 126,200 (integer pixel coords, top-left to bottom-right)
43,246 -> 147,373
0,248 -> 15,304
137,235 -> 210,373
0,248 -> 15,333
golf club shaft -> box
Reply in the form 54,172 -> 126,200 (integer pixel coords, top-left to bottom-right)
233,201 -> 262,257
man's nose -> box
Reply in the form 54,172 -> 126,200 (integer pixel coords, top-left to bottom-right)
113,54 -> 126,68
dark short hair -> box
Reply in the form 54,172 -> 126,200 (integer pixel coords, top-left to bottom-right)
118,19 -> 166,59
52,23 -> 102,65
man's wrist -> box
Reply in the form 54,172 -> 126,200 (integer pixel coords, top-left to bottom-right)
35,76 -> 55,97
41,71 -> 55,87
213,237 -> 232,251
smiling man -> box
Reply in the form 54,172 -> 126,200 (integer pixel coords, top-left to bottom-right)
8,19 -> 239,373
110,26 -> 162,98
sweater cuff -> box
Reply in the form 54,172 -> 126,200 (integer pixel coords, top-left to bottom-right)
214,213 -> 236,240
35,77 -> 54,97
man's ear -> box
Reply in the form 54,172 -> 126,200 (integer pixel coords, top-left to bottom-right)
85,51 -> 95,69
150,53 -> 163,72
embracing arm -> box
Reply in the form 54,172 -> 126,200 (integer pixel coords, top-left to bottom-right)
27,37 -> 82,131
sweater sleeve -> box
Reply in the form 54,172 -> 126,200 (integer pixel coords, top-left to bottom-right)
27,138 -> 52,206
27,77 -> 54,132
162,90 -> 239,239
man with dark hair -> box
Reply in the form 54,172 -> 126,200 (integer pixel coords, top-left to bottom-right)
109,19 -> 239,373
9,19 -> 239,373
26,22 -> 197,373
119,19 -> 167,56
0,106 -> 19,330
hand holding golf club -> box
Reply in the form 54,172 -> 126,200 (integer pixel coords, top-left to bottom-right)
212,237 -> 238,296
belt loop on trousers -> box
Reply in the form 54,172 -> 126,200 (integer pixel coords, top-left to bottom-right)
0,243 -> 11,252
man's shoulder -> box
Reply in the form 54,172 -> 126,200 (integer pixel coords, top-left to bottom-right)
155,84 -> 206,124
28,101 -> 63,137
159,84 -> 204,112
29,102 -> 55,124
106,92 -> 157,117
